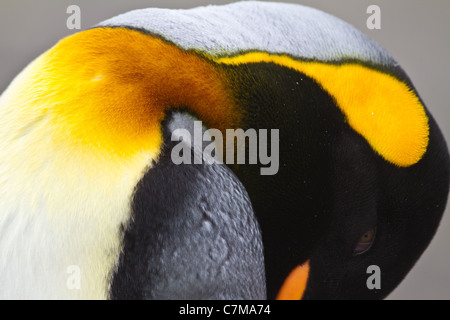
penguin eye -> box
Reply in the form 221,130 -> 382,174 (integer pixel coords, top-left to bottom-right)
353,227 -> 377,256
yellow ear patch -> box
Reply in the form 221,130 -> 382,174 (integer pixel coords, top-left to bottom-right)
216,53 -> 429,167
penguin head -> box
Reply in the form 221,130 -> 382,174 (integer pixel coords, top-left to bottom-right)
0,2 -> 448,300
221,55 -> 450,299
279,113 -> 450,300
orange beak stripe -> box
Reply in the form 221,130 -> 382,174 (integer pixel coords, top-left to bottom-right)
276,261 -> 310,300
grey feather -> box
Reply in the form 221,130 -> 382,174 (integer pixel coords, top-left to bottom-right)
97,1 -> 396,66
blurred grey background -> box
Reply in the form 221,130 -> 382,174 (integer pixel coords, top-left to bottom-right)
0,0 -> 449,300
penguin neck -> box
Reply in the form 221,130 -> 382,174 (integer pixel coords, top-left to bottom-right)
0,27 -> 241,299
0,27 -> 238,162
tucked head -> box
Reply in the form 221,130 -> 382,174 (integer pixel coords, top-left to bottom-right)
0,1 -> 448,300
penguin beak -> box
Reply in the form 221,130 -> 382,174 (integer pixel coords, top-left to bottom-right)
276,261 -> 310,300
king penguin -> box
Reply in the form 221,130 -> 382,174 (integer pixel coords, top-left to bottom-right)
0,1 -> 449,300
